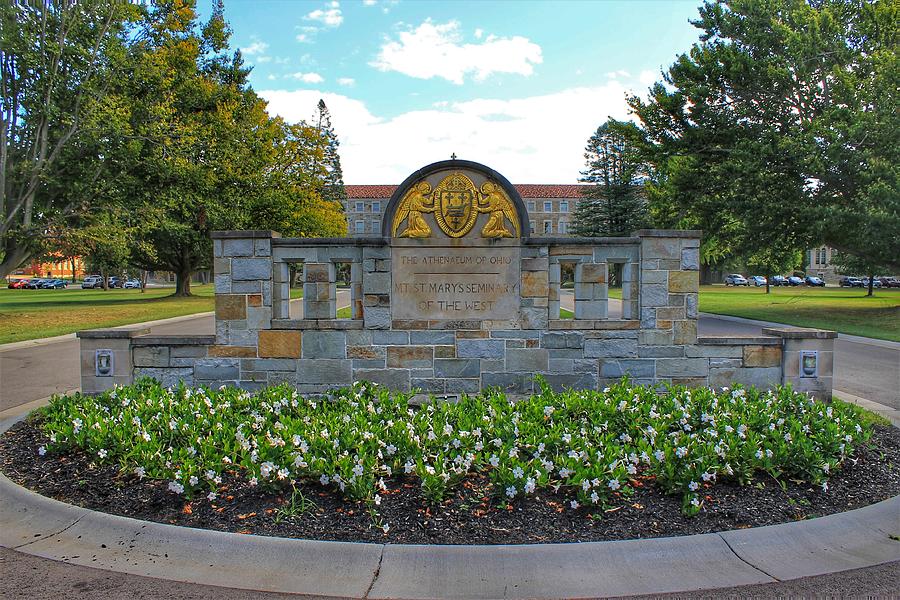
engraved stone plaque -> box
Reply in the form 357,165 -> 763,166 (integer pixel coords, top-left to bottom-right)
391,241 -> 521,321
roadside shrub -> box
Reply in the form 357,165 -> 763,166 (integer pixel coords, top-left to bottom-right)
37,378 -> 869,515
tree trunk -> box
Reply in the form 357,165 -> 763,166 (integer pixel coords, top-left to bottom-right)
174,268 -> 193,296
765,269 -> 771,294
140,270 -> 148,293
867,270 -> 874,297
70,258 -> 77,283
100,267 -> 108,290
0,242 -> 30,280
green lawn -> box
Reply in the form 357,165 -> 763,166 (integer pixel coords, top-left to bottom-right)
0,286 -> 302,345
699,285 -> 900,341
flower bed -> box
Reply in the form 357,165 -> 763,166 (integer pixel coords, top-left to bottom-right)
35,379 -> 871,518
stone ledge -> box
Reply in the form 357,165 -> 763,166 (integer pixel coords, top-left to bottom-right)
131,335 -> 216,346
523,236 -> 641,246
76,328 -> 151,339
698,336 -> 781,346
211,230 -> 280,239
273,319 -> 364,330
633,229 -> 702,238
549,320 -> 640,330
762,327 -> 838,339
273,236 -> 387,247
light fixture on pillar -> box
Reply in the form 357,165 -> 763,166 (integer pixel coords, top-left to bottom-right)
799,350 -> 818,378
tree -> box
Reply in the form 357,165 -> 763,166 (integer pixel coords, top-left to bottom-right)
628,0 -> 898,277
831,251 -> 889,297
573,120 -> 648,237
313,99 -> 347,206
0,0 -> 137,278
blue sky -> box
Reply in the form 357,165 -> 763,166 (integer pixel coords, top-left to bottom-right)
206,0 -> 704,183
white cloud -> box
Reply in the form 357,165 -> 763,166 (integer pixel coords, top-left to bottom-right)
639,69 -> 659,86
337,77 -> 356,86
290,72 -> 325,84
241,41 -> 269,56
371,20 -> 542,84
362,0 -> 377,5
606,69 -> 631,79
305,3 -> 343,27
474,28 -> 483,39
259,81 -> 636,184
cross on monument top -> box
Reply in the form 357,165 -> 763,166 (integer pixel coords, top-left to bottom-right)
450,152 -> 457,160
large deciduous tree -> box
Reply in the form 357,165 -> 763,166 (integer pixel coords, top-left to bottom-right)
0,0 -> 137,278
629,0 -> 898,278
573,120 -> 649,237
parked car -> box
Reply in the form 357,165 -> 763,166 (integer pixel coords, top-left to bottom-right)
771,275 -> 788,286
877,276 -> 900,288
839,276 -> 863,287
804,276 -> 825,287
749,275 -> 767,287
787,276 -> 804,286
108,276 -> 126,288
724,274 -> 749,286
81,275 -> 103,289
7,279 -> 27,289
41,279 -> 68,289
24,278 -> 47,289
123,278 -> 142,289
861,277 -> 883,288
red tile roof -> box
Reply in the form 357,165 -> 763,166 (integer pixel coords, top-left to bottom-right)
345,184 -> 590,199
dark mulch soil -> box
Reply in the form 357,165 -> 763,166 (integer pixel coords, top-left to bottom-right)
2,417 -> 898,545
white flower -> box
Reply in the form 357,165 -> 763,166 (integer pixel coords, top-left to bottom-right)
512,466 -> 524,479
489,455 -> 500,467
508,447 -> 518,458
277,468 -> 289,480
701,472 -> 715,482
353,463 -> 364,477
608,478 -> 621,491
374,494 -> 382,506
755,449 -> 764,459
688,481 -> 699,491
189,475 -> 199,486
626,464 -> 637,475
320,474 -> 330,485
691,497 -> 700,508
654,450 -> 665,462
784,433 -> 792,442
570,500 -> 579,509
73,418 -> 83,433
562,433 -> 572,443
382,523 -> 390,534
260,461 -> 275,478
543,406 -> 555,417
590,491 -> 600,504
207,492 -> 217,501
168,481 -> 184,494
205,470 -> 216,480
37,446 -> 46,456
581,479 -> 591,491
675,446 -> 688,458
97,449 -> 108,459
505,485 -> 516,498
765,449 -> 773,458
403,461 -> 415,474
524,478 -> 536,494
134,466 -> 146,479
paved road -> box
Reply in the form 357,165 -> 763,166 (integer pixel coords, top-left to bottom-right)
1,291 -> 896,412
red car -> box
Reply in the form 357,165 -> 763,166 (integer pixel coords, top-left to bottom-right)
7,279 -> 27,289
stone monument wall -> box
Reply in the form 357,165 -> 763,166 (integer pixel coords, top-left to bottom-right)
78,160 -> 837,399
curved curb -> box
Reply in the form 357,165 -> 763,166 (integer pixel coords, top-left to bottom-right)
1,424 -> 898,598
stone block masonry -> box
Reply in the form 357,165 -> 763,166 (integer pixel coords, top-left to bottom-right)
77,160 -> 837,400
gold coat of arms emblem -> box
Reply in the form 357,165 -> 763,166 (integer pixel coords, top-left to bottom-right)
392,172 -> 520,239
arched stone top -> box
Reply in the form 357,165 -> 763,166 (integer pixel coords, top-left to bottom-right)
382,159 -> 530,240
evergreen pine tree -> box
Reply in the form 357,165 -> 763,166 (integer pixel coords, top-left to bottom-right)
572,120 -> 648,237
314,99 -> 347,205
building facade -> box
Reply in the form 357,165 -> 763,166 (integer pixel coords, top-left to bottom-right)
344,184 -> 589,238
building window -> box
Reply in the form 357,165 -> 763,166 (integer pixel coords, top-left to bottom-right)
355,220 -> 365,234
560,200 -> 569,213
372,220 -> 381,235
527,201 -> 535,212
371,201 -> 381,213
529,220 -> 535,234
543,220 -> 552,234
355,202 -> 364,213
543,201 -> 552,212
820,248 -> 828,265
558,220 -> 568,234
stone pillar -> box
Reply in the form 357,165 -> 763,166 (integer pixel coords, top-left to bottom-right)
362,245 -> 391,329
272,261 -> 291,320
303,262 -> 336,319
548,261 -> 561,319
763,327 -> 837,400
77,328 -> 149,394
574,262 -> 608,320
212,230 -> 278,347
621,261 -> 639,320
637,230 -> 701,346
520,254 -> 549,329
350,262 -> 364,320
